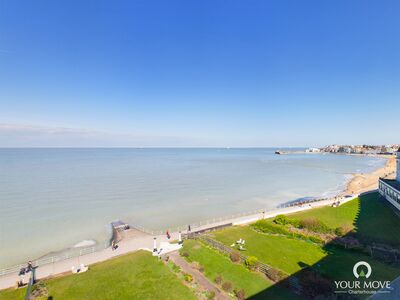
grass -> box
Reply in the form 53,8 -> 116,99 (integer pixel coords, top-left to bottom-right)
289,197 -> 359,229
211,226 -> 327,275
0,250 -> 196,300
288,192 -> 400,245
210,193 -> 400,296
181,239 -> 300,300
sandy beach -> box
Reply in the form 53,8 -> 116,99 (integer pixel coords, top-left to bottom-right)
0,153 -> 396,290
342,154 -> 396,196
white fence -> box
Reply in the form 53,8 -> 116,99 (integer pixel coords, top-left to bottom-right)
0,241 -> 109,277
0,194 -> 342,277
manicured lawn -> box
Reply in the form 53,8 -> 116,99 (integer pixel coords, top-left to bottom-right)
181,239 -> 300,300
0,250 -> 196,300
211,226 -> 400,290
287,192 -> 400,246
210,193 -> 400,294
211,226 -> 327,275
289,196 -> 359,229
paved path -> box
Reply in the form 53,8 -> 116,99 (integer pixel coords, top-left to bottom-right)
168,251 -> 229,300
0,194 -> 352,290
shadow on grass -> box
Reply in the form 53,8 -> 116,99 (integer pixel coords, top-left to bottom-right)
248,192 -> 400,300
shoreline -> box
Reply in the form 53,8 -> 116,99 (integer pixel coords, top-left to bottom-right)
0,154 -> 396,290
340,154 -> 396,196
3,154 -> 394,265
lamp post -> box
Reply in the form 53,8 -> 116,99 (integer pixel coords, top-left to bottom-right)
153,237 -> 157,252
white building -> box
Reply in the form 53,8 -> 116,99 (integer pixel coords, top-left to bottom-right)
379,149 -> 400,211
306,148 -> 320,153
397,149 -> 400,182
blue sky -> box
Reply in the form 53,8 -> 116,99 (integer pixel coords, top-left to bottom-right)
0,0 -> 399,147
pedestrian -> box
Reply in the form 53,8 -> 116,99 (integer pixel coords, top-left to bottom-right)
166,230 -> 171,239
27,261 -> 33,272
188,224 -> 191,232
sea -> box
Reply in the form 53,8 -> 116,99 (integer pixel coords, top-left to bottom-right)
0,148 -> 386,268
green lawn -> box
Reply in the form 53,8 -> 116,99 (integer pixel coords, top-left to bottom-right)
289,196 -> 359,229
211,226 -> 327,275
209,193 -> 400,295
0,250 -> 196,300
287,192 -> 400,246
211,226 -> 400,289
181,239 -> 300,300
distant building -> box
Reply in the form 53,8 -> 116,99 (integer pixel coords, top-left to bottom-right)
398,150 -> 400,183
379,148 -> 400,211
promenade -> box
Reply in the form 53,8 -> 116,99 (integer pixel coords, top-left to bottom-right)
0,194 -> 357,290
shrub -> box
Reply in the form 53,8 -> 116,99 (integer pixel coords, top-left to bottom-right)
308,235 -> 324,244
266,267 -> 288,282
206,291 -> 216,300
274,214 -> 289,225
222,281 -> 233,292
230,251 -> 241,263
288,218 -> 301,228
335,225 -> 352,236
252,220 -> 290,235
181,251 -> 189,258
190,261 -> 205,272
299,218 -> 331,233
234,288 -> 246,300
299,269 -> 333,298
245,256 -> 258,270
334,226 -> 345,236
168,261 -> 181,273
31,282 -> 48,299
183,273 -> 193,282
215,275 -> 223,285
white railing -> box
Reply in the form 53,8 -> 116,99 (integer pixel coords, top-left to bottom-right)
128,195 -> 335,235
0,241 -> 109,277
0,194 -> 346,278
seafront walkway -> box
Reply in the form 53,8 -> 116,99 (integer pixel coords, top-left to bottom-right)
0,194 -> 359,290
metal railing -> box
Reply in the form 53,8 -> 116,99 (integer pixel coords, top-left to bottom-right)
0,194 -> 344,278
0,241 -> 109,277
128,196 -> 335,235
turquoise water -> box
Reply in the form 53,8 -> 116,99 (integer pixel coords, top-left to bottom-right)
0,148 -> 385,268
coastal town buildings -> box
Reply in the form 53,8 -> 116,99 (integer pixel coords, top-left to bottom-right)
306,148 -> 320,153
318,144 -> 400,155
379,148 -> 400,211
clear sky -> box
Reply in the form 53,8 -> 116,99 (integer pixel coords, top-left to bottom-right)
0,0 -> 399,147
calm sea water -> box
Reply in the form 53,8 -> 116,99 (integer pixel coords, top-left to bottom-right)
0,148 -> 385,268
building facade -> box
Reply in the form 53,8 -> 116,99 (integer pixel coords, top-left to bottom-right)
397,150 -> 400,182
379,149 -> 400,211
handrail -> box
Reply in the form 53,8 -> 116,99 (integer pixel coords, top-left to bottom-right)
0,194 -> 344,278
